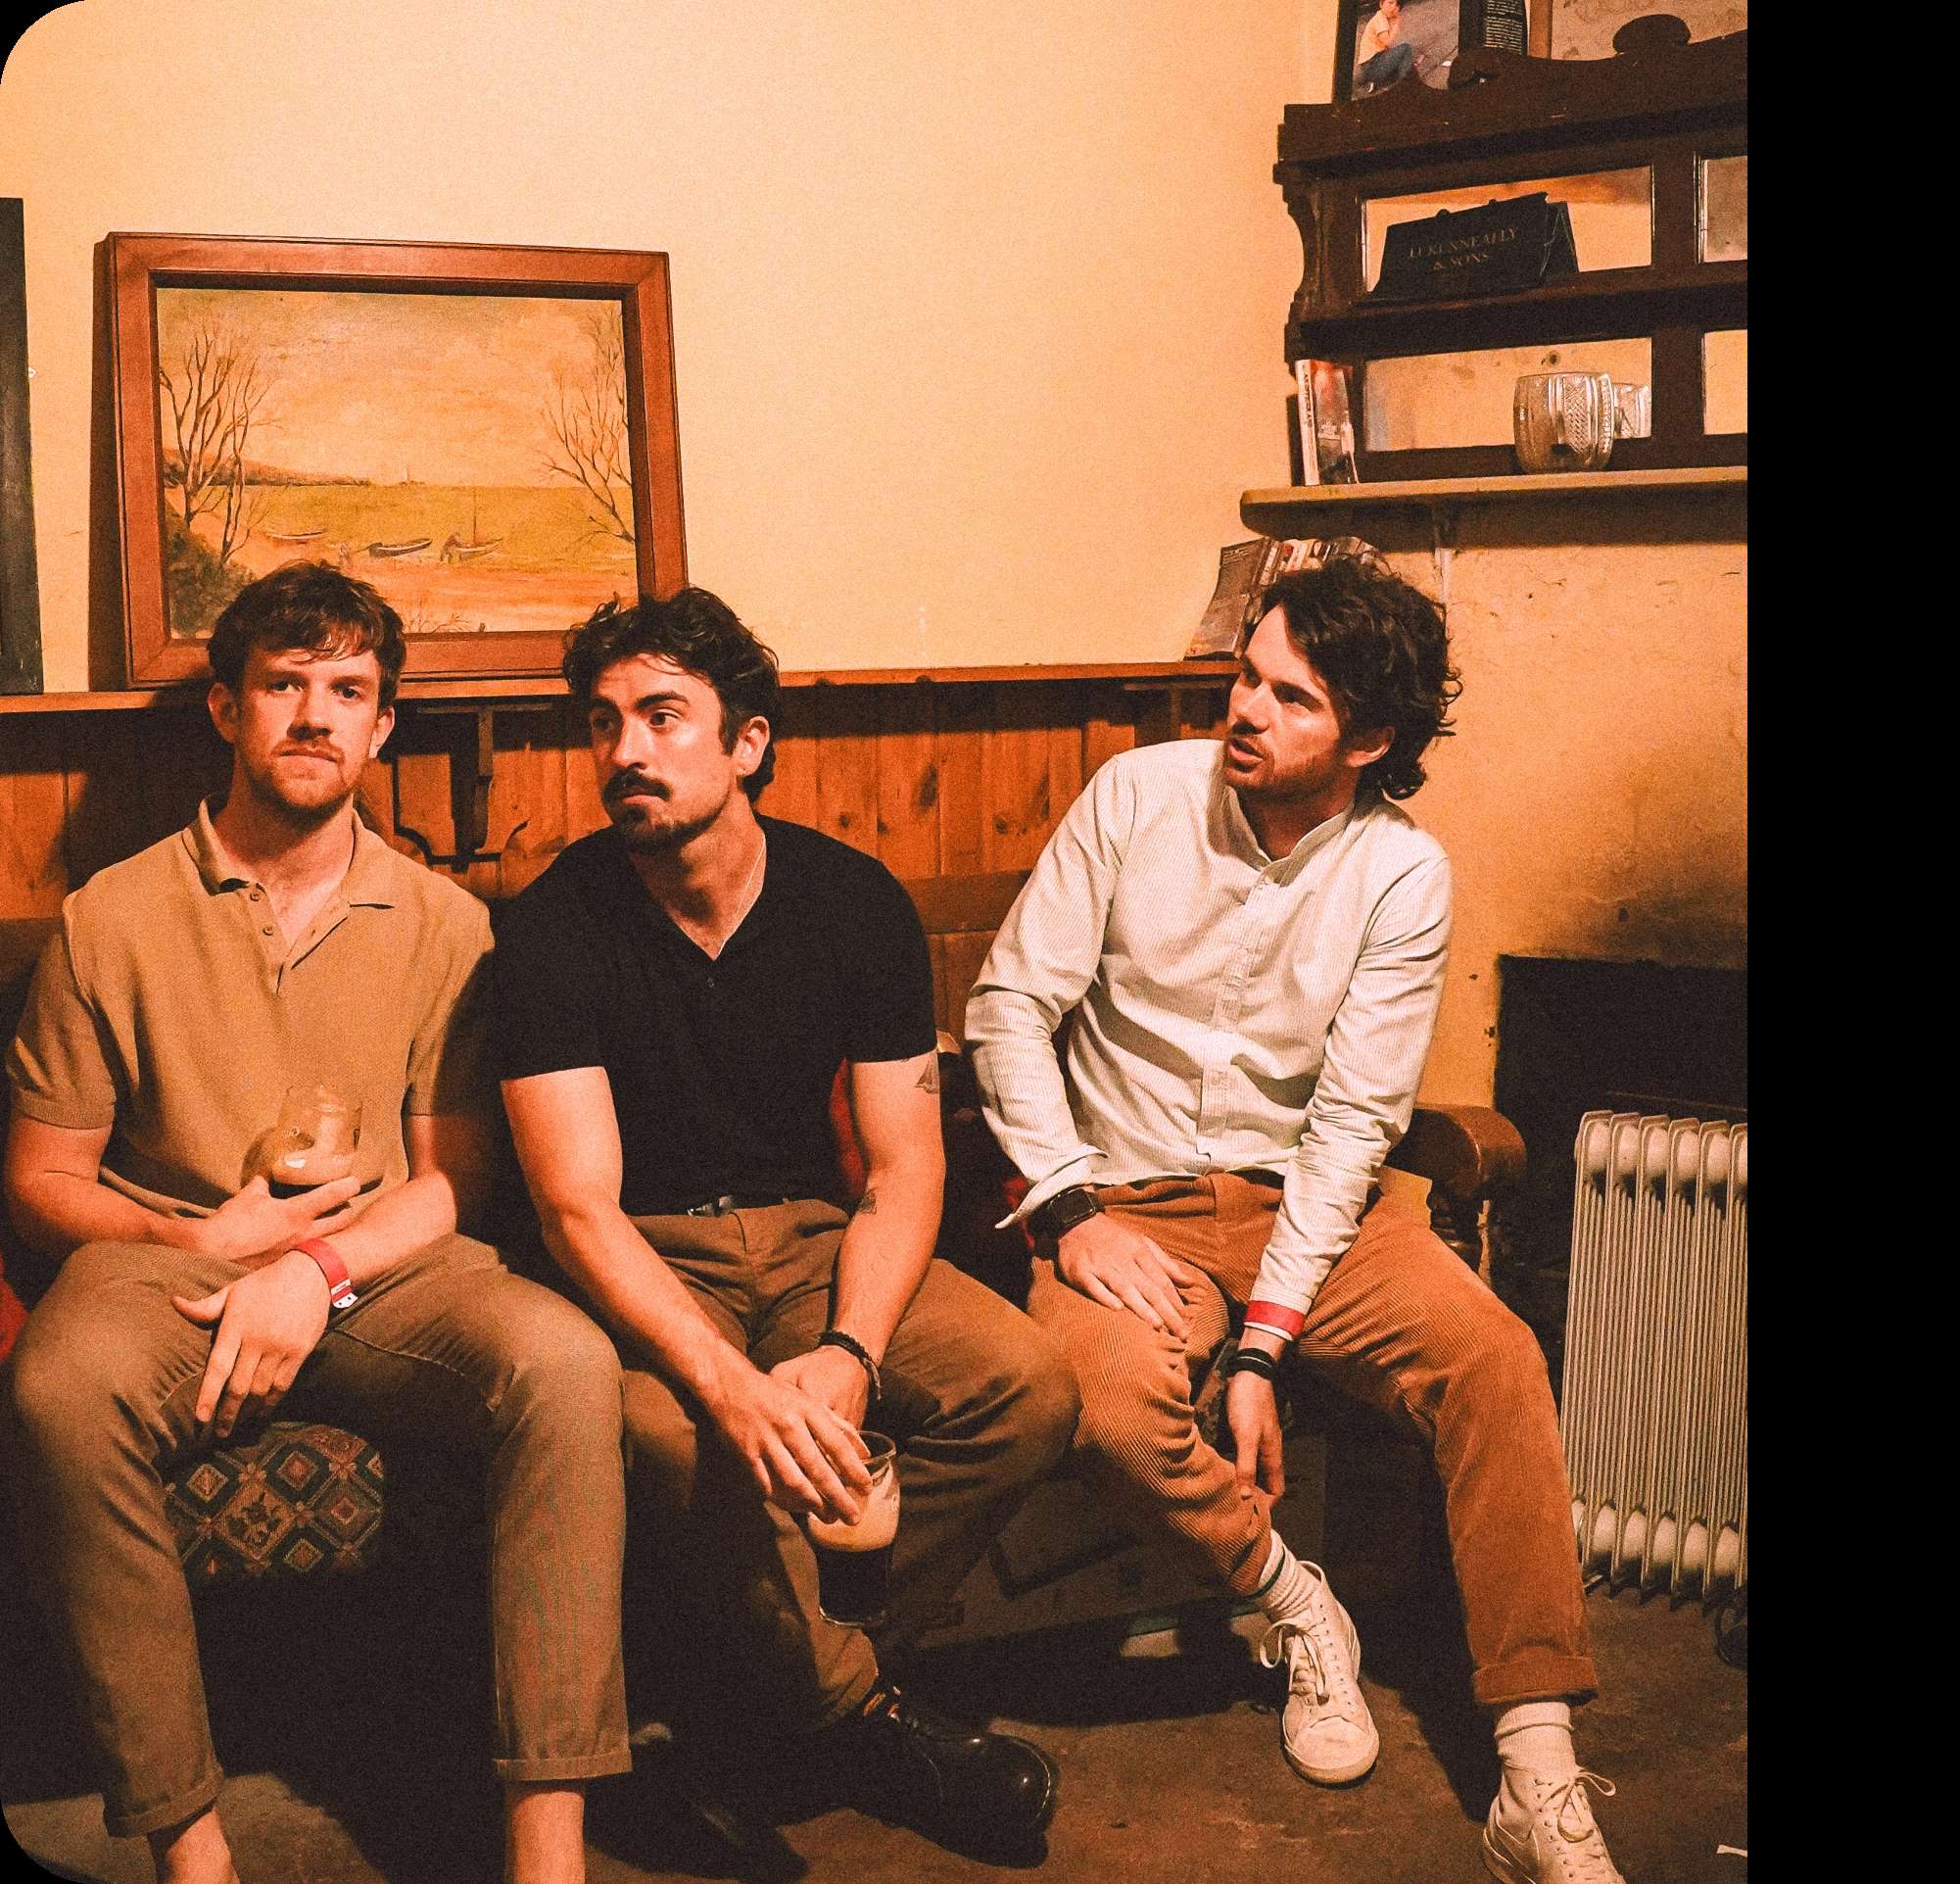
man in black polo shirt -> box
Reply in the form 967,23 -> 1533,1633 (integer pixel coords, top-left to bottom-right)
494,587 -> 1078,1856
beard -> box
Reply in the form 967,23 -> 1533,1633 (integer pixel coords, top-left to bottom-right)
237,749 -> 360,830
604,770 -> 737,855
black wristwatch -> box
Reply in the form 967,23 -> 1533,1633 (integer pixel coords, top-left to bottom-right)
1028,1184 -> 1104,1241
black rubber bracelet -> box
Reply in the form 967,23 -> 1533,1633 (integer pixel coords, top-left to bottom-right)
818,1329 -> 882,1405
1223,1346 -> 1280,1383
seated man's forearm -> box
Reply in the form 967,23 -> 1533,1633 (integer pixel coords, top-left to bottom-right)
830,1157 -> 942,1361
535,1191 -> 755,1411
3,1168 -> 193,1264
966,987 -> 1105,1209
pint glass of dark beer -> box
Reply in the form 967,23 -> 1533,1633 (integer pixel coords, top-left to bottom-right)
806,1430 -> 899,1629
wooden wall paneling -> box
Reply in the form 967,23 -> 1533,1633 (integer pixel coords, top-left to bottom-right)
1175,682 -> 1230,741
0,717 -> 69,914
936,930 -> 997,1042
1041,684 -> 1084,845
1082,679 -> 1140,784
979,682 -> 1083,871
487,705 -> 571,900
62,713 -> 225,891
1129,684 -> 1177,751
874,686 -> 939,881
383,714 -> 463,876
765,692 -> 820,832
933,686 -> 987,878
812,686 -> 881,857
559,701 -> 606,846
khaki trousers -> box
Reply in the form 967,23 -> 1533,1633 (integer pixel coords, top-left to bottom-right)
3,1233 -> 631,1838
616,1200 -> 1079,1734
1029,1175 -> 1597,1709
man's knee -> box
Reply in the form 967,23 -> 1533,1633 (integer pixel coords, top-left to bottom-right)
1427,1292 -> 1554,1415
1066,1317 -> 1187,1462
1006,1322 -> 1081,1465
5,1252 -> 167,1458
494,1289 -> 624,1441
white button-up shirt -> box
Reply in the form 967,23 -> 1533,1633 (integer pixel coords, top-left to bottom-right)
965,738 -> 1452,1318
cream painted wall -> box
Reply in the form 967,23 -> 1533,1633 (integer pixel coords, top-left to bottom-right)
2,3 -> 1745,1109
1385,502 -> 1747,1102
0,0 -> 1313,686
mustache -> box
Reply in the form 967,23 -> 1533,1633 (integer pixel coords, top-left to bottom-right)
277,742 -> 344,761
602,770 -> 669,805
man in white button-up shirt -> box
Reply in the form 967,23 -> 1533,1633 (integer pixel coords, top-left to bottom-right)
968,562 -> 1623,1884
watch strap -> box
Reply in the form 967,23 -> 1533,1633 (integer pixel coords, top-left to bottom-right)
291,1237 -> 358,1313
1029,1184 -> 1104,1241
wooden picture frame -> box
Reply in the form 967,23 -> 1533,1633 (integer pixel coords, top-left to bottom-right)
1336,2 -> 1538,101
2,197 -> 44,696
104,233 -> 687,686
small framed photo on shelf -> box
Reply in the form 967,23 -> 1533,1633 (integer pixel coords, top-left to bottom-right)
1335,1 -> 1534,101
1295,360 -> 1359,487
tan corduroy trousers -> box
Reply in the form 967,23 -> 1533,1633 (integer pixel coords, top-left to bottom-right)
1028,1175 -> 1597,1708
3,1232 -> 632,1838
616,1199 -> 1080,1736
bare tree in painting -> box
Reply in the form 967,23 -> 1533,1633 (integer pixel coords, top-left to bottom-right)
159,314 -> 271,569
541,311 -> 635,544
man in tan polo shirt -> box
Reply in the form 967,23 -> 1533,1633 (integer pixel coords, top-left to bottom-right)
2,563 -> 629,1884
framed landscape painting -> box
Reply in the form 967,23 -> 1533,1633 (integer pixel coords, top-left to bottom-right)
105,234 -> 687,685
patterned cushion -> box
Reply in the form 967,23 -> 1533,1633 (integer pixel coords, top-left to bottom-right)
165,1423 -> 387,1583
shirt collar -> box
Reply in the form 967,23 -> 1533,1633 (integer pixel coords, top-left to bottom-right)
183,797 -> 400,907
1212,749 -> 1364,877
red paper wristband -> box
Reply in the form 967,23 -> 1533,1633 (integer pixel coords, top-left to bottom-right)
1243,1298 -> 1305,1340
292,1237 -> 359,1313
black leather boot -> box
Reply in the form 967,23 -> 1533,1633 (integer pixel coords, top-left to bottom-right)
817,1677 -> 1059,1856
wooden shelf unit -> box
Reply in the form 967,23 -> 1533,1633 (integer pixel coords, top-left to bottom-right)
1273,16 -> 1746,483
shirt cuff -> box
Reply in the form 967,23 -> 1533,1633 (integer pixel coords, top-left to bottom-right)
1243,1252 -> 1335,1328
996,1150 -> 1104,1229
4,1084 -> 117,1134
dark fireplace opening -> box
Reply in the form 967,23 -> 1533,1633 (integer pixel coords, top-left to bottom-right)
1490,956 -> 1747,1392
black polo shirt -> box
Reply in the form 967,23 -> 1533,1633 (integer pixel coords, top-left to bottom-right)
492,817 -> 936,1216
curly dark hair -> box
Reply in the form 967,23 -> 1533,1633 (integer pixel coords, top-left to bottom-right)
1255,559 -> 1460,800
206,561 -> 407,706
562,587 -> 781,800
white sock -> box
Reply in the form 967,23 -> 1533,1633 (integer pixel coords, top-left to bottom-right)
1251,1531 -> 1320,1622
1494,1700 -> 1578,1812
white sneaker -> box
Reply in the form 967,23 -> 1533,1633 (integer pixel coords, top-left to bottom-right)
1482,1771 -> 1626,1883
1255,1563 -> 1379,1785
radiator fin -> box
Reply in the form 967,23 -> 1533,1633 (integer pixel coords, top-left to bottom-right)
1560,1111 -> 1747,1599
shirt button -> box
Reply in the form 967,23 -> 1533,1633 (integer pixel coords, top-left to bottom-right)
262,926 -> 274,937
248,890 -> 262,901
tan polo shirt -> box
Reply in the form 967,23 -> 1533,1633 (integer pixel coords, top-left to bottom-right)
6,800 -> 495,1222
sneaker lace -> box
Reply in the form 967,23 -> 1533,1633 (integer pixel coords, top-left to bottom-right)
1539,1771 -> 1619,1876
1257,1618 -> 1332,1707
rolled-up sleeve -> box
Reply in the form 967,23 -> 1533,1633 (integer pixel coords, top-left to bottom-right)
1251,853 -> 1452,1317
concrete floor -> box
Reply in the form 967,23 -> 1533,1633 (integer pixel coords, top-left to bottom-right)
3,1446 -> 1747,1884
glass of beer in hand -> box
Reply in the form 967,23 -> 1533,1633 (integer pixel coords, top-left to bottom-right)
807,1430 -> 900,1629
246,1084 -> 361,1198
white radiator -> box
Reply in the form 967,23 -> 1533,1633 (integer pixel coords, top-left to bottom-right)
1560,1110 -> 1747,1599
